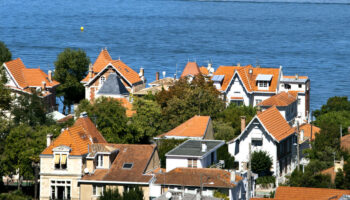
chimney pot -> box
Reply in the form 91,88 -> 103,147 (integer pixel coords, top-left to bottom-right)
156,72 -> 160,81
240,116 -> 246,133
140,68 -> 144,77
46,134 -> 53,147
48,70 -> 52,82
230,170 -> 236,183
201,143 -> 207,152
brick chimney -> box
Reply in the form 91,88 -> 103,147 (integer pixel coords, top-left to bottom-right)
139,68 -> 144,77
156,72 -> 160,81
241,116 -> 246,132
48,70 -> 52,82
88,64 -> 93,80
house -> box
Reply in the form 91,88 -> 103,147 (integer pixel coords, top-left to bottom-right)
155,191 -> 222,200
257,92 -> 298,125
341,134 -> 350,152
78,143 -> 160,200
39,115 -> 107,200
321,158 -> 345,183
165,140 -> 224,172
298,123 -> 320,143
181,61 -> 201,78
2,58 -> 60,111
154,116 -> 215,140
228,106 -> 297,183
134,72 -> 176,96
81,49 -> 146,101
212,65 -> 310,123
151,168 -> 247,200
272,186 -> 350,200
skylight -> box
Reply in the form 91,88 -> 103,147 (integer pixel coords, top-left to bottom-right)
122,163 -> 133,169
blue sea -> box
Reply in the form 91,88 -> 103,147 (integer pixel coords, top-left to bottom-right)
1,0 -> 350,112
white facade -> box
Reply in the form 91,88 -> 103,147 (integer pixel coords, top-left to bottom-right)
165,152 -> 217,172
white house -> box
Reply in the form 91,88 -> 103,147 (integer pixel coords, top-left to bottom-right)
165,140 -> 224,172
228,106 -> 297,184
212,65 -> 310,123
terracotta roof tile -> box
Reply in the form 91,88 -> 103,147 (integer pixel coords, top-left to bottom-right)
82,144 -> 157,183
274,186 -> 350,200
199,67 -> 209,75
283,75 -> 308,79
341,134 -> 350,152
257,106 -> 295,141
81,50 -> 141,85
214,65 -> 280,93
115,98 -> 135,117
156,116 -> 211,139
181,62 -> 201,78
4,58 -> 59,89
297,123 -> 320,142
258,92 -> 297,107
41,117 -> 106,156
154,168 -> 241,188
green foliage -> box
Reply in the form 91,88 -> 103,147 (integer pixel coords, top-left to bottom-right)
53,48 -> 90,114
213,191 -> 229,200
11,92 -> 53,126
335,169 -> 345,189
256,176 -> 276,188
0,190 -> 31,200
0,41 -> 12,66
216,144 -> 235,169
75,97 -> 130,143
287,160 -> 332,188
0,65 -> 12,114
158,139 -> 186,168
99,187 -> 143,200
216,104 -> 256,137
344,159 -> 350,189
156,75 -> 225,131
251,151 -> 272,176
213,121 -> 235,142
313,96 -> 350,118
130,98 -> 164,143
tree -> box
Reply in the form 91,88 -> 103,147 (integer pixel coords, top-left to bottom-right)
158,139 -> 186,168
313,96 -> 350,118
54,48 -> 90,114
0,41 -> 12,66
216,144 -> 235,169
99,187 -> 143,200
75,97 -> 130,143
335,169 -> 345,189
156,75 -> 225,131
130,98 -> 164,143
251,151 -> 272,176
213,121 -> 235,142
99,188 -> 121,200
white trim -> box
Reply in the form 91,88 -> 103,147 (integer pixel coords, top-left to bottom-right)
78,180 -> 150,185
3,63 -> 22,89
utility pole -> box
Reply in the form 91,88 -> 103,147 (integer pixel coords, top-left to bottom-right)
297,122 -> 300,171
340,124 -> 343,139
247,143 -> 252,200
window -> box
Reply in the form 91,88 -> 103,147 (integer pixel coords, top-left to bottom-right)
284,84 -> 291,89
122,163 -> 133,169
93,185 -> 104,196
100,76 -> 106,85
97,155 -> 103,168
298,84 -> 302,88
187,159 -> 197,168
230,100 -> 243,106
298,98 -> 301,105
255,99 -> 262,106
252,139 -> 262,146
54,154 -> 67,170
258,81 -> 268,87
50,180 -> 71,200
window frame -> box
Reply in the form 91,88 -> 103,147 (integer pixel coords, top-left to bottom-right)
53,153 -> 68,170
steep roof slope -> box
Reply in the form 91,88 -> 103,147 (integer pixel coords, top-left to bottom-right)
156,116 -> 211,139
274,186 -> 350,200
41,117 -> 106,155
258,92 -> 297,107
181,62 -> 201,78
257,106 -> 295,141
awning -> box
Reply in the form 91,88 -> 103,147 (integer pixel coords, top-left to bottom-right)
54,154 -> 60,164
61,154 -> 67,165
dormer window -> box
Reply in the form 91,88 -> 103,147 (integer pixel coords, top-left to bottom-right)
258,81 -> 268,88
256,74 -> 272,90
54,153 -> 67,170
97,155 -> 103,168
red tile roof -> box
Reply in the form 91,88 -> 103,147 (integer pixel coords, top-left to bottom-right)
81,49 -> 141,85
297,123 -> 320,142
181,62 -> 201,78
341,134 -> 350,152
4,58 -> 60,89
199,66 -> 209,75
156,116 -> 211,139
274,186 -> 350,200
258,92 -> 297,107
154,168 -> 241,188
115,98 -> 135,117
257,106 -> 295,142
81,143 -> 157,183
213,65 -> 280,93
41,117 -> 107,156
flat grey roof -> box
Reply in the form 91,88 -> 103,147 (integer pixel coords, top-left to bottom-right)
166,140 -> 224,158
280,78 -> 308,83
256,74 -> 273,81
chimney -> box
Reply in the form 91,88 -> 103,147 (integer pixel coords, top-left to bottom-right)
156,72 -> 160,81
48,70 -> 52,82
42,81 -> 46,90
230,170 -> 236,183
334,157 -> 344,172
207,62 -> 212,69
201,143 -> 207,152
46,134 -> 53,147
347,126 -> 350,134
241,116 -> 246,132
295,74 -> 299,80
88,64 -> 93,79
237,63 -> 240,67
256,106 -> 262,114
300,130 -> 304,142
139,68 -> 144,77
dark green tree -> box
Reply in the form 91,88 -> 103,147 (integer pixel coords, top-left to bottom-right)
313,96 -> 350,118
99,188 -> 121,200
335,169 -> 345,189
344,159 -> 350,189
216,144 -> 235,169
251,151 -> 272,176
53,48 -> 90,114
158,139 -> 186,168
213,121 -> 235,142
0,41 -> 12,66
75,97 -> 130,143
99,187 -> 143,200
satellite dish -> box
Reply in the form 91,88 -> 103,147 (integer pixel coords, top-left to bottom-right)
165,192 -> 172,199
84,168 -> 89,174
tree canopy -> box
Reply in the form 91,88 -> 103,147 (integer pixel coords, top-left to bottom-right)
0,41 -> 12,66
251,151 -> 272,176
99,187 -> 144,200
54,48 -> 90,114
